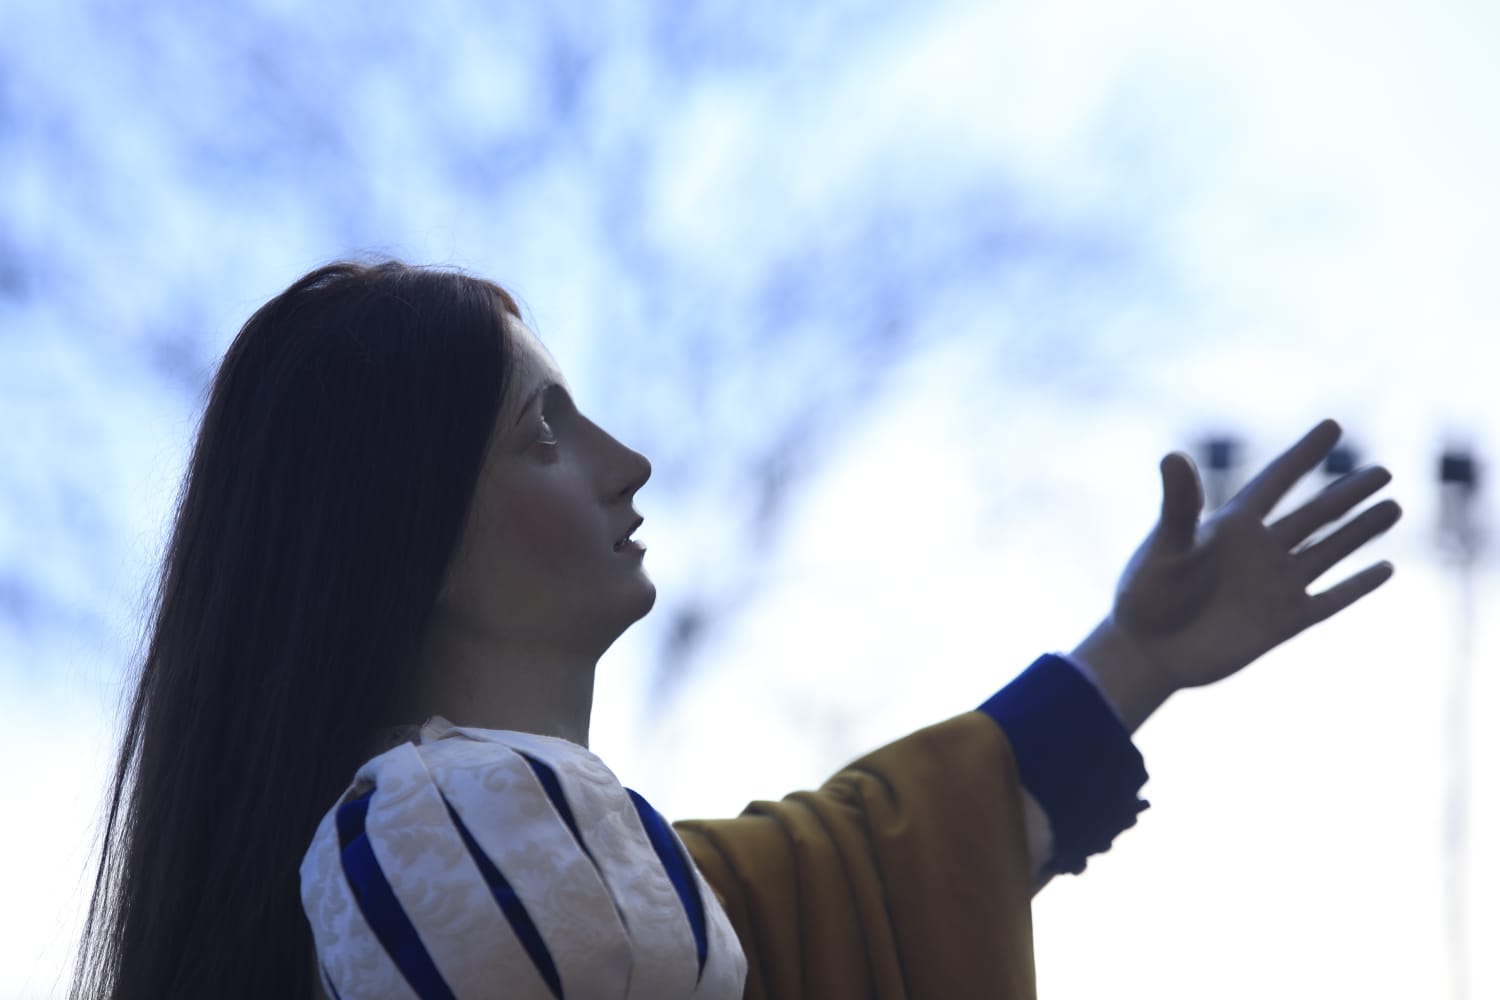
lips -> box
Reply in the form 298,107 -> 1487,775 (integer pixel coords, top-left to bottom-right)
614,516 -> 644,552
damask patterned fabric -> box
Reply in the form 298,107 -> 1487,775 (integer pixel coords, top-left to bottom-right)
300,719 -> 747,1000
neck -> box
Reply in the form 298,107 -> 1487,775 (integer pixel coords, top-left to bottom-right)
413,624 -> 599,746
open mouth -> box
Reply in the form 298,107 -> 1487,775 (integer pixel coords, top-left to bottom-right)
614,517 -> 644,552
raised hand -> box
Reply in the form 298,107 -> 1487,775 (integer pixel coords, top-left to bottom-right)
1074,419 -> 1402,731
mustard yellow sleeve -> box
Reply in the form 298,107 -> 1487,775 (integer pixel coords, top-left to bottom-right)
673,711 -> 1037,1000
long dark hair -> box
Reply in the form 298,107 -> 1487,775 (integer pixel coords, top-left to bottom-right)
73,261 -> 521,999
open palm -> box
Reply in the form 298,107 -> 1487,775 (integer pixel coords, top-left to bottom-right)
1112,419 -> 1402,692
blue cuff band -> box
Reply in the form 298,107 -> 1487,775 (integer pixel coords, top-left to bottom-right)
979,653 -> 1150,874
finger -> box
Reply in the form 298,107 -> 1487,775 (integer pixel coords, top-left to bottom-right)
1230,418 -> 1342,518
1269,464 -> 1393,547
1294,498 -> 1403,583
1304,560 -> 1396,626
1157,451 -> 1204,552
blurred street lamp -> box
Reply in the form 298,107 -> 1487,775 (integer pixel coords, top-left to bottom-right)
1199,434 -> 1241,510
1439,448 -> 1481,557
1437,444 -> 1481,1000
1323,443 -> 1358,477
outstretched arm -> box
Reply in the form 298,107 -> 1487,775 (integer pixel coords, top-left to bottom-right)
677,420 -> 1403,996
1072,417 -> 1402,731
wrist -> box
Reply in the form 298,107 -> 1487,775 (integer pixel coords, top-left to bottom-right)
977,654 -> 1152,876
1068,619 -> 1178,733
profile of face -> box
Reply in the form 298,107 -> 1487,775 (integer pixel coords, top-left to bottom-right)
430,314 -> 655,661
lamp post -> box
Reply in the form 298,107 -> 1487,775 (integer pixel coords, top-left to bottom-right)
1200,434 -> 1240,511
1323,443 -> 1358,477
1438,446 -> 1481,1000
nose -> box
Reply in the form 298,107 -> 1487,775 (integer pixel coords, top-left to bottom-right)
598,426 -> 650,501
614,444 -> 651,500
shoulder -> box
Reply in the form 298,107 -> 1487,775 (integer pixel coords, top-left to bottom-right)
300,723 -> 747,999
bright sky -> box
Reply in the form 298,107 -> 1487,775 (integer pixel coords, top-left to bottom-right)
3,1 -> 1497,997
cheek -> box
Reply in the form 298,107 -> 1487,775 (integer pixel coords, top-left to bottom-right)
492,480 -> 596,567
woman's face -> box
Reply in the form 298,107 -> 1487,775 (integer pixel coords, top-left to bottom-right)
433,316 -> 655,656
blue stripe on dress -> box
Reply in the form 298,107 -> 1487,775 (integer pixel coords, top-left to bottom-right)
519,752 -> 601,869
626,788 -> 708,977
320,965 -> 343,1000
335,791 -> 456,999
440,796 -> 564,1000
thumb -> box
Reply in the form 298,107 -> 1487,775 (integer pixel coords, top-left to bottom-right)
1156,451 -> 1204,552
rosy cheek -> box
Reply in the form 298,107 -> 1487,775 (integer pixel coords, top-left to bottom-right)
494,484 -> 590,565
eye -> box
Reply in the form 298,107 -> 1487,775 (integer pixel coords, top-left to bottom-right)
524,408 -> 559,454
535,414 -> 558,446
522,384 -> 570,457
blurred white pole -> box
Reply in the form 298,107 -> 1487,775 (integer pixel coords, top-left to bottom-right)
1438,447 -> 1480,1000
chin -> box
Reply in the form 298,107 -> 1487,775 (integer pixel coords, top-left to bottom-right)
623,575 -> 657,624
594,575 -> 657,643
